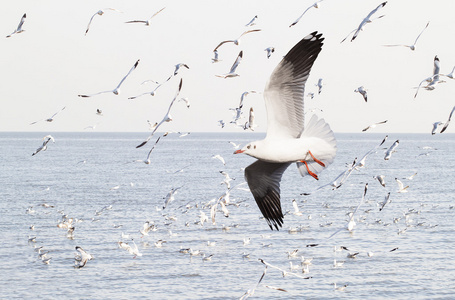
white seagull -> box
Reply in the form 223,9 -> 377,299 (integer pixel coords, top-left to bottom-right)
374,175 -> 386,187
32,135 -> 55,156
289,0 -> 323,28
30,106 -> 66,125
74,246 -> 93,269
85,8 -> 123,35
354,86 -> 368,102
173,63 -> 190,76
78,59 -> 140,97
264,47 -> 275,59
213,29 -> 261,52
6,13 -> 26,38
351,2 -> 387,42
362,120 -> 387,132
216,51 -> 243,78
244,107 -> 256,131
431,122 -> 443,135
440,105 -> 455,133
136,78 -> 183,148
384,139 -> 399,160
395,178 -> 409,193
136,136 -> 161,164
245,15 -> 258,27
163,186 -> 182,209
379,192 -> 391,211
234,32 -> 336,230
125,7 -> 166,26
383,21 -> 429,51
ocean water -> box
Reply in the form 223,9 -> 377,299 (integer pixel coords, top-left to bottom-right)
1,132 -> 454,299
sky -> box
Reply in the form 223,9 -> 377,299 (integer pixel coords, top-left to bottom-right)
1,0 -> 455,133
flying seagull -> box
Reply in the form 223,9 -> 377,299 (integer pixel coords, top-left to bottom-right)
30,106 -> 66,125
85,8 -> 123,35
215,51 -> 243,78
431,122 -> 442,135
78,59 -> 139,97
362,120 -> 387,132
6,13 -> 26,38
440,105 -> 455,133
245,15 -> 258,27
289,0 -> 323,28
351,2 -> 387,42
125,7 -> 166,26
383,21 -> 429,51
32,135 -> 55,156
234,32 -> 336,230
354,86 -> 368,102
136,78 -> 183,148
74,246 -> 93,269
264,47 -> 275,59
213,29 -> 261,52
384,139 -> 399,160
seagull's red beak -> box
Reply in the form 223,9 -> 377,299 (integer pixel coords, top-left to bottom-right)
234,149 -> 244,154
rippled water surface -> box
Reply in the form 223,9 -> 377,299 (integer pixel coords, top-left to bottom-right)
1,132 -> 454,299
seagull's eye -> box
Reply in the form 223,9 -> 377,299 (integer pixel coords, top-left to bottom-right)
247,145 -> 251,149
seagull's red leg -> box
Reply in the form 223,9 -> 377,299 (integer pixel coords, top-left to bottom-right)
308,150 -> 325,167
300,161 -> 319,180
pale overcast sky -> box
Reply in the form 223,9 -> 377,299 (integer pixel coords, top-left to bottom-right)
1,0 -> 454,133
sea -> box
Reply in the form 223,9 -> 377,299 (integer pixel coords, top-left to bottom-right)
1,132 -> 454,299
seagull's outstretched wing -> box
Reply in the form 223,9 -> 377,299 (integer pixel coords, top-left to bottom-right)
264,31 -> 324,139
115,59 -> 140,90
244,160 -> 291,230
229,51 -> 243,73
351,2 -> 387,42
440,105 -> 455,133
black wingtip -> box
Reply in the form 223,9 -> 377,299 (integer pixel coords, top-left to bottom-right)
136,141 -> 146,148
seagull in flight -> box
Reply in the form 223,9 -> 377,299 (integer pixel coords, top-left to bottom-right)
384,139 -> 399,160
234,32 -> 337,230
354,86 -> 368,102
351,2 -> 387,42
78,59 -> 139,97
215,51 -> 243,78
30,107 -> 66,125
431,122 -> 443,135
6,13 -> 26,38
74,246 -> 93,269
125,7 -> 166,26
135,136 -> 161,164
245,15 -> 258,27
395,178 -> 409,193
362,120 -> 387,132
32,135 -> 55,156
264,47 -> 275,59
85,8 -> 122,35
213,29 -> 261,52
289,0 -> 323,28
440,105 -> 455,133
383,22 -> 429,51
136,78 -> 183,148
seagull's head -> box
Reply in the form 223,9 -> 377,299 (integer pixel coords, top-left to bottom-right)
234,142 -> 257,156
113,89 -> 120,95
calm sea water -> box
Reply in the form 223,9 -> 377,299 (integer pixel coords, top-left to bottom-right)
1,132 -> 454,299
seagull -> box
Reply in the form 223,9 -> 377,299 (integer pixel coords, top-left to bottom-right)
379,192 -> 391,211
85,8 -> 122,35
140,221 -> 156,237
362,120 -> 387,132
289,0 -> 323,28
212,154 -> 226,166
234,32 -> 336,230
125,7 -> 166,26
78,59 -> 140,97
425,55 -> 441,90
173,63 -> 189,76
395,178 -> 409,193
74,246 -> 93,269
178,97 -> 190,108
431,122 -> 443,135
216,51 -> 243,78
30,106 -> 66,125
32,135 -> 55,156
239,266 -> 267,300
136,136 -> 161,164
374,175 -> 386,187
384,140 -> 399,160
96,109 -> 103,116
128,83 -> 163,99
355,135 -> 388,170
354,86 -> 368,102
316,78 -> 323,94
292,199 -> 303,216
440,105 -> 455,133
118,240 -> 142,258
230,91 -> 258,123
213,29 -> 261,52
136,78 -> 183,148
383,21 -> 429,51
244,107 -> 256,131
351,2 -> 387,42
6,13 -> 26,38
163,186 -> 182,209
245,15 -> 258,27
218,120 -> 225,128
264,47 -> 275,59
212,50 -> 221,63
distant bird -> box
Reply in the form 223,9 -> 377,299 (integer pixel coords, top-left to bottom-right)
125,7 -> 166,26
229,141 -> 240,149
395,178 -> 409,193
218,120 -> 225,128
431,122 -> 443,135
74,246 -> 93,269
32,135 -> 55,156
173,63 -> 189,76
216,51 -> 243,78
30,107 -> 66,125
383,21 -> 429,51
264,47 -> 275,59
289,0 -> 323,28
213,29 -> 261,52
85,8 -> 122,35
316,78 -> 323,94
362,120 -> 387,132
136,136 -> 161,164
440,105 -> 455,133
78,59 -> 140,97
234,32 -> 336,230
374,175 -> 386,187
425,55 -> 441,90
128,83 -> 163,99
212,154 -> 226,166
96,109 -> 103,116
136,78 -> 183,148
245,15 -> 258,27
292,199 -> 303,216
355,135 -> 388,170
230,91 -> 258,124
244,107 -> 256,131
384,140 -> 399,160
140,221 -> 156,236
354,86 -> 368,102
178,97 -> 190,108
118,240 -> 142,258
379,192 -> 391,211
6,13 -> 26,38
212,50 -> 221,63
351,2 -> 387,42
163,187 -> 182,209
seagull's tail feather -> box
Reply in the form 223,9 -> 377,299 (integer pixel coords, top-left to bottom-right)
297,115 -> 337,177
